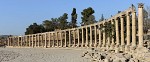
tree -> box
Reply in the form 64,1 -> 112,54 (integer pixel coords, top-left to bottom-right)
58,13 -> 69,30
81,7 -> 96,26
25,23 -> 45,35
42,18 -> 59,31
147,6 -> 150,18
71,8 -> 78,28
51,18 -> 59,30
42,20 -> 53,32
99,14 -> 104,22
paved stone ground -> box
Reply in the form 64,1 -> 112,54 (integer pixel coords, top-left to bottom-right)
0,47 -> 90,62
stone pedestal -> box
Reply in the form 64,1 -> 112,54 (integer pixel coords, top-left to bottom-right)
120,45 -> 125,52
125,45 -> 130,53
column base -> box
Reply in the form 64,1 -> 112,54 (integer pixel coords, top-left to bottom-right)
120,45 -> 125,52
125,45 -> 130,53
102,44 -> 105,47
94,44 -> 97,47
115,45 -> 120,53
109,44 -> 115,51
136,46 -> 149,53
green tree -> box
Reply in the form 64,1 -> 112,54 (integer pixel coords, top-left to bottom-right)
42,20 -> 52,31
81,7 -> 96,25
58,13 -> 69,30
99,14 -> 104,22
71,8 -> 78,28
42,18 -> 59,31
25,23 -> 45,35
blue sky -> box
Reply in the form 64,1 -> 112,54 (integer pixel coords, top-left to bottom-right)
0,0 -> 149,35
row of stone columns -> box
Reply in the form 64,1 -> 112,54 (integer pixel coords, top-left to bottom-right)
6,4 -> 144,51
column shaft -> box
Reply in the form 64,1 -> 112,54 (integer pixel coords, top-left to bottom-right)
90,26 -> 92,47
138,4 -> 144,46
60,32 -> 62,47
7,38 -> 9,46
65,31 -> 67,47
29,36 -> 30,47
82,28 -> 84,47
86,27 -> 88,47
94,25 -> 97,47
35,35 -> 37,47
132,12 -> 136,46
99,25 -> 102,47
18,37 -> 20,46
32,35 -> 34,47
115,19 -> 120,45
127,13 -> 130,45
111,21 -> 115,46
38,34 -> 40,47
73,30 -> 76,47
53,33 -> 55,47
103,23 -> 106,47
56,32 -> 59,47
69,30 -> 71,47
78,29 -> 80,47
45,33 -> 47,48
121,16 -> 125,46
49,33 -> 51,47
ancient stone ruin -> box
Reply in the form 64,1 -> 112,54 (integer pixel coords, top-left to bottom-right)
3,3 -> 150,62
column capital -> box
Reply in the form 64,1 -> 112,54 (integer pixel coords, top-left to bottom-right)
120,15 -> 125,18
126,12 -> 130,16
132,11 -> 136,13
138,3 -> 144,8
115,17 -> 119,20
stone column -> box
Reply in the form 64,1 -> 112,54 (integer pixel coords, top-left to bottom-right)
32,35 -> 34,47
35,34 -> 37,47
138,3 -> 144,47
90,26 -> 92,47
25,36 -> 28,47
82,28 -> 84,47
21,36 -> 23,47
99,24 -> 102,47
102,23 -> 106,47
121,16 -> 125,51
52,33 -> 55,47
127,13 -> 130,46
132,10 -> 136,46
111,20 -> 115,46
9,37 -> 10,46
121,16 -> 125,46
94,25 -> 97,47
86,27 -> 88,47
38,34 -> 40,47
115,18 -> 120,46
69,30 -> 71,47
29,35 -> 31,47
45,33 -> 47,48
7,38 -> 9,46
56,32 -> 59,47
49,33 -> 51,47
110,20 -> 115,50
18,37 -> 20,47
60,32 -> 62,47
77,29 -> 80,47
65,31 -> 67,47
73,30 -> 76,47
